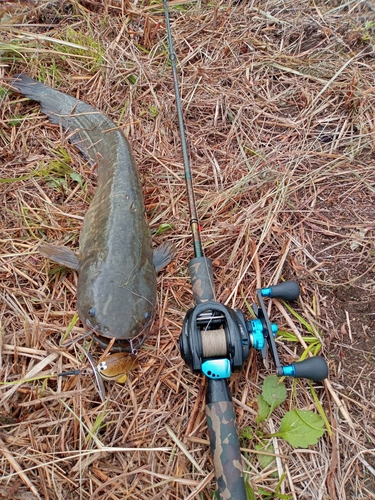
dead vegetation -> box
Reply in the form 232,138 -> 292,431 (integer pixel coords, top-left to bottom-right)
0,0 -> 375,498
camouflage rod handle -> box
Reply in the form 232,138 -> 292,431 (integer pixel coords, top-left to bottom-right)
188,256 -> 216,303
206,378 -> 247,499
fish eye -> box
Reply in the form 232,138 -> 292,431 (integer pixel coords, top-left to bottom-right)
144,312 -> 150,320
88,308 -> 95,317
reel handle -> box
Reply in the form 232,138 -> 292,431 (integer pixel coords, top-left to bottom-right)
279,356 -> 328,381
261,281 -> 300,301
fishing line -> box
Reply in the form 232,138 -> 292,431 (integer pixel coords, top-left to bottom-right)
59,329 -> 94,347
163,0 -> 203,259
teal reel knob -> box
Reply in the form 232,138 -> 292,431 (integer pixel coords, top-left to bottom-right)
248,319 -> 278,350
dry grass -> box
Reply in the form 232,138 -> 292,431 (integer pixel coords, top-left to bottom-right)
1,0 -> 375,498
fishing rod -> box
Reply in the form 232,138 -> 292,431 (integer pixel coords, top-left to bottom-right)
162,3 -> 329,498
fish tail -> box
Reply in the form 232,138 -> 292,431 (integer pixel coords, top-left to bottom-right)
12,74 -> 84,126
12,74 -> 110,163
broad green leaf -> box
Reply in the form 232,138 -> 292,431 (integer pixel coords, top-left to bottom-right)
262,375 -> 287,413
70,172 -> 83,186
47,177 -> 67,189
255,394 -> 270,424
256,442 -> 276,474
276,409 -> 325,448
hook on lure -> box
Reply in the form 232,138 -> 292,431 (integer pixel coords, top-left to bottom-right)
59,349 -> 139,402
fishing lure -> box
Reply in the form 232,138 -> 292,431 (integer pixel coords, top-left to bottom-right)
96,352 -> 139,384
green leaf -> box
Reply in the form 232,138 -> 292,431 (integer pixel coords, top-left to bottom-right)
0,174 -> 30,184
255,394 -> 270,424
309,382 -> 332,437
86,409 -> 108,442
60,313 -> 79,345
240,289 -> 256,318
240,426 -> 254,440
258,487 -> 273,499
276,409 -> 325,448
245,479 -> 256,500
70,172 -> 83,186
283,301 -> 319,337
155,223 -> 174,235
47,177 -> 67,189
127,74 -> 137,85
256,442 -> 276,473
149,105 -> 158,118
262,375 -> 287,413
275,474 -> 292,499
7,117 -> 22,126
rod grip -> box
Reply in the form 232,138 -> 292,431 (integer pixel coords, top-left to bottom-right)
188,257 -> 215,303
206,380 -> 247,500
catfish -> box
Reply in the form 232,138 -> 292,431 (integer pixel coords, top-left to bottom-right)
12,75 -> 174,351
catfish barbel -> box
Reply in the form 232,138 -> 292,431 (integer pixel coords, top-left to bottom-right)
12,75 -> 174,352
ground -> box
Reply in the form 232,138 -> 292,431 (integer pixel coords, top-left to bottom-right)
0,0 -> 375,499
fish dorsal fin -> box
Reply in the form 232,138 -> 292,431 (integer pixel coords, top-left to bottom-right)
153,242 -> 175,273
39,243 -> 79,270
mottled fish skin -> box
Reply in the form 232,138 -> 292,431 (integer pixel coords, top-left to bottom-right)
12,75 -> 166,345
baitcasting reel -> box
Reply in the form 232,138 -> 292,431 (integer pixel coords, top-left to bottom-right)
179,280 -> 328,382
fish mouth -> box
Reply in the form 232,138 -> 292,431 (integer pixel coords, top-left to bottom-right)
85,312 -> 154,353
92,332 -> 147,353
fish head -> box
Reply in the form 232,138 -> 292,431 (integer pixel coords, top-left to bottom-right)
77,259 -> 157,345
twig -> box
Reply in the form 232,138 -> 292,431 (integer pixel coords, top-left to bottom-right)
0,437 -> 41,499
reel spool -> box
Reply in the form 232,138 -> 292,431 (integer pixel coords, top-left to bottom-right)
180,302 -> 249,379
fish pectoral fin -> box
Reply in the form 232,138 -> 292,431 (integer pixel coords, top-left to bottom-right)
153,242 -> 176,273
39,243 -> 79,270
